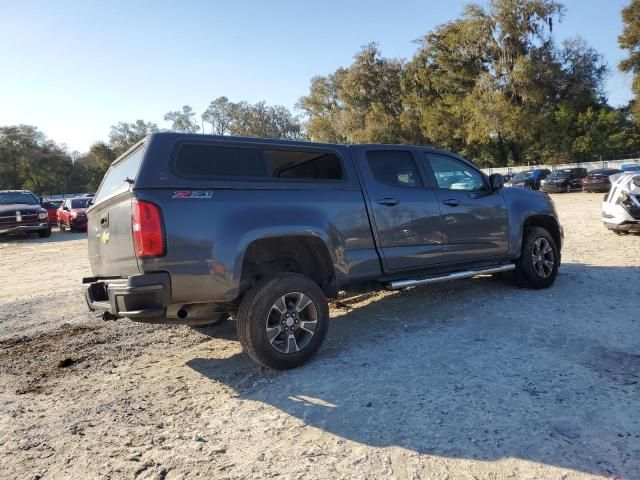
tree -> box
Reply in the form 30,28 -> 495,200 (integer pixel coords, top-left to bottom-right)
164,105 -> 201,133
202,96 -> 234,135
296,69 -> 348,143
228,101 -> 303,139
77,142 -> 117,191
109,120 -> 158,155
298,0 -> 632,166
298,44 -> 406,144
0,125 -> 80,194
619,0 -> 640,120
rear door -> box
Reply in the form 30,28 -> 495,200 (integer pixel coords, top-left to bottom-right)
355,148 -> 444,271
87,146 -> 145,277
421,153 -> 509,263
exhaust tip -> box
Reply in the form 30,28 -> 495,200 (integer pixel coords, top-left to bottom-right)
177,308 -> 188,319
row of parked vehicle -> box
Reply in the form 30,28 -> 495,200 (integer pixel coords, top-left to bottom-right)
503,163 -> 640,193
41,196 -> 92,231
0,191 -> 92,238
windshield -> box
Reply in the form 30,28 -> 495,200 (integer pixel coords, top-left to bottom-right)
512,171 -> 533,181
71,198 -> 90,209
0,191 -> 39,205
550,170 -> 571,178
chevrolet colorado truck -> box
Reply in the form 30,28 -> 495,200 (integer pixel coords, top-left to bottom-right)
83,133 -> 563,369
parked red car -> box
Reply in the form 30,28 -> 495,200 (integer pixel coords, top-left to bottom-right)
57,197 -> 90,231
41,199 -> 63,223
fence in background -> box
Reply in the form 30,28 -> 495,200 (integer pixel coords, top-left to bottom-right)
482,158 -> 640,175
41,193 -> 91,200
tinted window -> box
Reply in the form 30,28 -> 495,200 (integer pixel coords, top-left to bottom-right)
94,147 -> 144,205
71,198 -> 90,209
0,191 -> 39,205
513,171 -> 533,181
367,151 -> 422,187
262,150 -> 342,180
174,144 -> 343,181
426,154 -> 486,191
176,144 -> 268,178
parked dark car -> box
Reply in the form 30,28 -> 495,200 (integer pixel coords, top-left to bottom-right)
83,133 -> 563,369
504,169 -> 550,190
582,168 -> 622,193
540,168 -> 588,193
57,197 -> 90,231
41,199 -> 63,223
0,190 -> 51,237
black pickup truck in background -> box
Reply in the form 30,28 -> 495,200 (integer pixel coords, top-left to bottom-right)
0,190 -> 51,238
83,133 -> 563,369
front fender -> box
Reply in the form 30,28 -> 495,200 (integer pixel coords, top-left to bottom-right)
503,188 -> 562,258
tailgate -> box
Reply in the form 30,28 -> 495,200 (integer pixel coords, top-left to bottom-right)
87,146 -> 144,278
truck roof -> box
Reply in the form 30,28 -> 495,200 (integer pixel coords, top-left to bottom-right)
144,131 -> 447,154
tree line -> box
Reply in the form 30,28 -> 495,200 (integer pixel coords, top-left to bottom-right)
2,0 -> 640,196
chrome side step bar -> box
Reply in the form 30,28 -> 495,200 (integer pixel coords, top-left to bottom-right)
387,264 -> 515,290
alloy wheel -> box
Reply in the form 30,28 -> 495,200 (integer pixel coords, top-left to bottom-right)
531,237 -> 554,278
265,292 -> 318,354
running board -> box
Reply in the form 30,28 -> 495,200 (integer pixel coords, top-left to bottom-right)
387,264 -> 515,290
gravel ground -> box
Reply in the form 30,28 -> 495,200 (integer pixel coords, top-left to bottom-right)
1,193 -> 639,480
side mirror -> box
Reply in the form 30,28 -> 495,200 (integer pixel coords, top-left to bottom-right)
489,173 -> 504,191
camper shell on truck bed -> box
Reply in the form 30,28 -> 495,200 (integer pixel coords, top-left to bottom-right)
83,132 -> 563,369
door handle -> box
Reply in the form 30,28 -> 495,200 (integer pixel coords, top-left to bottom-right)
377,197 -> 399,206
443,199 -> 460,207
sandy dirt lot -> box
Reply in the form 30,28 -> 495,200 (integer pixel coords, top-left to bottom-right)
1,193 -> 639,480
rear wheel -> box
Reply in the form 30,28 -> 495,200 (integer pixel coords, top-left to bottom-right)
237,273 -> 329,370
58,220 -> 66,232
514,226 -> 559,289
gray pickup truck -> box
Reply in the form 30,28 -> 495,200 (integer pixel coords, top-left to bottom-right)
83,133 -> 562,369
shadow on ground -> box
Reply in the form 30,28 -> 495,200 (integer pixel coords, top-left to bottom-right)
188,263 -> 640,478
0,229 -> 86,244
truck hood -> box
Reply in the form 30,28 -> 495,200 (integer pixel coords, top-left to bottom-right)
0,203 -> 43,214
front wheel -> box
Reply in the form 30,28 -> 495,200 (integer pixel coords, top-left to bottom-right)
514,226 -> 559,289
564,183 -> 571,193
236,273 -> 329,370
38,227 -> 52,238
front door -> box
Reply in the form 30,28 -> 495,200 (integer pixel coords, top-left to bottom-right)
421,153 -> 509,263
357,149 -> 444,271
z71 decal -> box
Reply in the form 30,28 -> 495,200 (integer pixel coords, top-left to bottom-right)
172,191 -> 214,199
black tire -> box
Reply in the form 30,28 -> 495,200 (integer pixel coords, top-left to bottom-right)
514,226 -> 559,289
58,220 -> 66,232
564,183 -> 571,193
38,227 -> 52,238
237,273 -> 329,370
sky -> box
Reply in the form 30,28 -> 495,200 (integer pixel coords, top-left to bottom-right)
0,0 -> 634,152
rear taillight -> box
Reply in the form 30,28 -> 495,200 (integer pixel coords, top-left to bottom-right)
132,199 -> 165,258
583,177 -> 589,182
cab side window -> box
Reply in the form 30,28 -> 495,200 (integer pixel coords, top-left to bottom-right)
426,154 -> 486,192
367,150 -> 423,188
